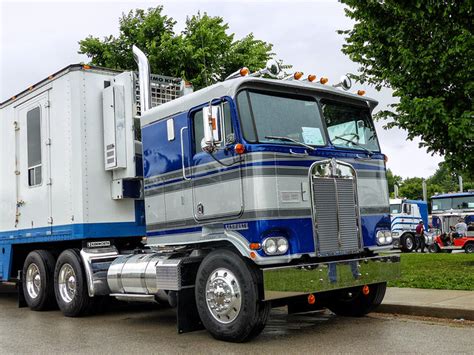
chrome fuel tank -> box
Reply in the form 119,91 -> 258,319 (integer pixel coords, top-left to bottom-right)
107,253 -> 166,295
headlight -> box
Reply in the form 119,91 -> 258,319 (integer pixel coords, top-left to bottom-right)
263,237 -> 289,255
377,230 -> 392,245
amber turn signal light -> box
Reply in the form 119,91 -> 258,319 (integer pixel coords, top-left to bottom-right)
307,74 -> 317,82
249,243 -> 261,250
234,143 -> 245,155
83,64 -> 91,70
293,72 -> 303,80
320,77 -> 328,84
240,67 -> 250,76
357,89 -> 366,96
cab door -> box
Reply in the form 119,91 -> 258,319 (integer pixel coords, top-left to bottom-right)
15,91 -> 52,233
190,100 -> 244,221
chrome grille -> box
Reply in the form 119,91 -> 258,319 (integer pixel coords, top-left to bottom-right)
134,72 -> 182,116
312,177 -> 361,256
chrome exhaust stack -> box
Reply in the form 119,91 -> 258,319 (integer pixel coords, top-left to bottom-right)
132,45 -> 151,113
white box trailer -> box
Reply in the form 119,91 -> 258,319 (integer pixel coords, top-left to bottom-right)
0,64 -> 183,279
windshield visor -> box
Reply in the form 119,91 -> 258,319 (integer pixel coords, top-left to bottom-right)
237,90 -> 326,146
322,101 -> 380,152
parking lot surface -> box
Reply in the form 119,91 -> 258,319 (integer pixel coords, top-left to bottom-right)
0,290 -> 472,354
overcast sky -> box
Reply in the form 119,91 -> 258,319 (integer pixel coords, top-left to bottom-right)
0,0 -> 443,178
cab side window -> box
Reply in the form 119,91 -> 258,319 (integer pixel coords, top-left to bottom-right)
403,204 -> 412,214
27,106 -> 42,186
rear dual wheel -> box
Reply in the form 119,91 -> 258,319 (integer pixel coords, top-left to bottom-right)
22,250 -> 56,310
54,249 -> 92,317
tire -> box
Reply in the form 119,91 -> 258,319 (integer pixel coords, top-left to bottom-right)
195,249 -> 270,342
22,250 -> 56,311
432,243 -> 441,253
464,243 -> 474,254
401,234 -> 415,253
54,249 -> 92,317
327,282 -> 387,317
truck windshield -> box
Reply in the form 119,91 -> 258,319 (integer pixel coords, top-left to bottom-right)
390,204 -> 402,214
432,196 -> 474,211
236,90 -> 326,146
321,101 -> 380,152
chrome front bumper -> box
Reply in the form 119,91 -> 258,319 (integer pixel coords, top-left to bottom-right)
262,255 -> 400,300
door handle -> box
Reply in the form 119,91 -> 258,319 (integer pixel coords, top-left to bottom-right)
180,127 -> 191,181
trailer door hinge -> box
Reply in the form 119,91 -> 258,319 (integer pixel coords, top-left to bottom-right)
47,178 -> 53,185
46,138 -> 52,146
45,100 -> 51,108
48,217 -> 53,224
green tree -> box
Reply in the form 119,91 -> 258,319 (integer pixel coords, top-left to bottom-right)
338,1 -> 474,175
78,7 -> 274,89
386,168 -> 403,197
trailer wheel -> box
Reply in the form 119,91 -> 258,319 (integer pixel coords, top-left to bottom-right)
54,249 -> 91,317
401,234 -> 415,252
327,282 -> 386,317
464,243 -> 474,254
22,250 -> 56,311
195,249 -> 270,342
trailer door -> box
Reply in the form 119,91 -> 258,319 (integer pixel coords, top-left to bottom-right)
15,91 -> 53,234
190,101 -> 244,221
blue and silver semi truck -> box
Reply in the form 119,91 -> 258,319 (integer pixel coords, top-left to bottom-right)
0,46 -> 399,342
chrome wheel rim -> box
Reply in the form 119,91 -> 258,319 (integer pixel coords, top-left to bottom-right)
205,268 -> 242,324
406,238 -> 413,250
26,263 -> 41,299
58,263 -> 76,303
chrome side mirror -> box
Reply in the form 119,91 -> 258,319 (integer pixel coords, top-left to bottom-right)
202,102 -> 223,153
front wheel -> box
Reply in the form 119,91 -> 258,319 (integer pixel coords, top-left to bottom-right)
327,282 -> 387,317
54,249 -> 92,317
401,234 -> 415,253
195,249 -> 270,342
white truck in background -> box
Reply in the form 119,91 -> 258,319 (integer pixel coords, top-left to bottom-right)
390,198 -> 432,252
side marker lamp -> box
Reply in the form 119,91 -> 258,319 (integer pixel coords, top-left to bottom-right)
320,77 -> 328,84
307,74 -> 317,82
234,143 -> 245,155
240,67 -> 250,76
293,71 -> 303,80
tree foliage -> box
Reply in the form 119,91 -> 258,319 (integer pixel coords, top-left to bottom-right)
393,161 -> 473,202
339,1 -> 473,174
78,7 -> 274,89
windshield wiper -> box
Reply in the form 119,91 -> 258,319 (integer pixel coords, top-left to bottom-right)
334,135 -> 374,155
265,136 -> 315,150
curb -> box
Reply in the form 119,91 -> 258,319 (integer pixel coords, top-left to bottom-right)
377,303 -> 474,321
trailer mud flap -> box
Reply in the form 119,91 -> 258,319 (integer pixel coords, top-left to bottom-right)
176,287 -> 204,333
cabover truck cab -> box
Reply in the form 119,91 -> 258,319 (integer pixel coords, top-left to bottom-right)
390,199 -> 429,252
0,47 -> 400,342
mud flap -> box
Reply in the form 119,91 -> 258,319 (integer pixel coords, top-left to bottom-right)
176,287 -> 204,333
17,273 -> 27,308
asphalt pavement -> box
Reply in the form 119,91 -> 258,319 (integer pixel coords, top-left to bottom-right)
0,290 -> 472,354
